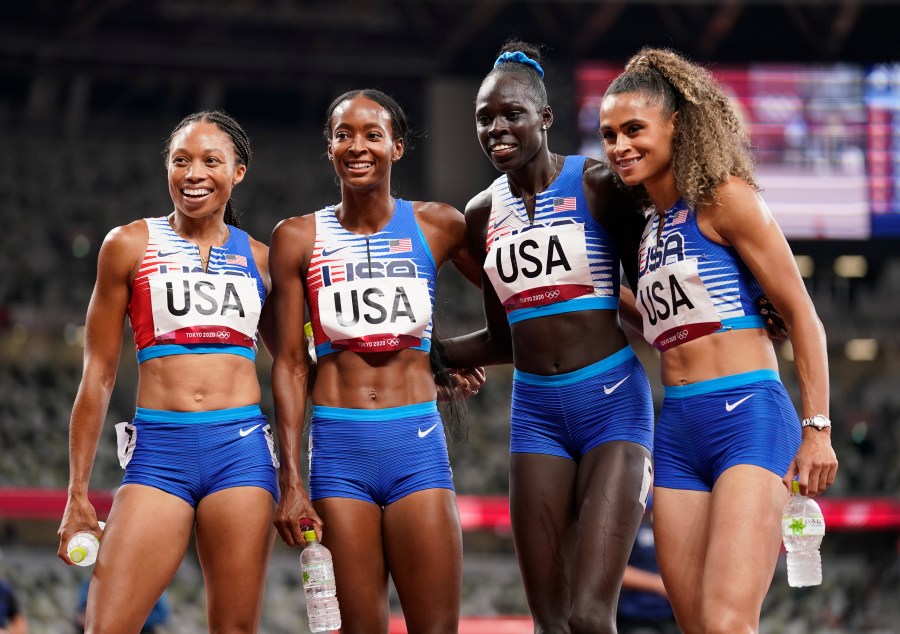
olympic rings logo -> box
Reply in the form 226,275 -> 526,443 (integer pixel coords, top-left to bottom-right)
676,330 -> 688,340
216,331 -> 230,339
385,338 -> 400,347
545,289 -> 561,299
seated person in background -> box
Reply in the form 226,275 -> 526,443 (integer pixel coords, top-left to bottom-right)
617,495 -> 678,634
0,578 -> 28,634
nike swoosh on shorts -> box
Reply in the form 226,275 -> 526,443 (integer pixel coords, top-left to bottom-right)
417,422 -> 439,438
239,424 -> 262,437
725,394 -> 754,412
603,374 -> 631,395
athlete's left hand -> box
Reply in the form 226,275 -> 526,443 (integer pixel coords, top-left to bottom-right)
783,427 -> 838,496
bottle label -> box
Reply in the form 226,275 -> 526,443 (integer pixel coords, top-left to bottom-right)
782,514 -> 825,536
302,562 -> 335,585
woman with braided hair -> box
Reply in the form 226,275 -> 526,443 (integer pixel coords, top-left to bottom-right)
442,40 -> 656,632
600,49 -> 838,633
58,111 -> 279,633
270,89 -> 484,633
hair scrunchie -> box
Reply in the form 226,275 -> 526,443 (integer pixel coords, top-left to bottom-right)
494,51 -> 545,78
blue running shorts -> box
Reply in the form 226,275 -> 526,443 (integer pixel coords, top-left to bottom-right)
654,369 -> 802,491
118,404 -> 279,506
510,347 -> 654,459
308,401 -> 454,506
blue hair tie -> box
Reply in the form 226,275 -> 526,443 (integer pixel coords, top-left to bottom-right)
494,51 -> 545,79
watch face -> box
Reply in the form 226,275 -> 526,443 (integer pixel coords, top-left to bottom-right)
805,415 -> 831,429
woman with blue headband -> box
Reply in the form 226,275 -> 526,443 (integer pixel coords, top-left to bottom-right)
442,39 -> 655,632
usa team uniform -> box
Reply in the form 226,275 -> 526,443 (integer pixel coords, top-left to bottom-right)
305,199 -> 453,505
636,200 -> 801,490
118,217 -> 279,506
485,155 -> 654,458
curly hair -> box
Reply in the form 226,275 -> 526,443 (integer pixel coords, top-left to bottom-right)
604,48 -> 757,209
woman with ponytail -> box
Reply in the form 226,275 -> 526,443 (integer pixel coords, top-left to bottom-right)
442,40 -> 656,632
600,49 -> 837,633
270,89 -> 484,633
58,111 -> 279,633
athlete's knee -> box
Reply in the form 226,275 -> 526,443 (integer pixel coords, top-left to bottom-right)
568,606 -> 616,634
700,607 -> 757,634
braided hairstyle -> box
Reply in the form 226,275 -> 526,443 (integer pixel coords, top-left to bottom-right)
323,88 -> 410,148
485,39 -> 548,107
604,48 -> 758,209
322,89 -> 468,441
163,110 -> 252,228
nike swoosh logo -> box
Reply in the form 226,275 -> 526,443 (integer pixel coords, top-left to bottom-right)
417,422 -> 439,438
321,245 -> 350,257
157,249 -> 181,258
603,374 -> 631,395
492,211 -> 515,230
239,424 -> 262,437
725,394 -> 754,412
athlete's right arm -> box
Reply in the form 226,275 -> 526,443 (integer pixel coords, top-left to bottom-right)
269,215 -> 322,546
58,222 -> 143,563
440,190 -> 513,369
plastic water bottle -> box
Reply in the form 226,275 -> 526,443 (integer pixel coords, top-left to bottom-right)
301,529 -> 341,632
782,481 -> 825,587
67,521 -> 106,567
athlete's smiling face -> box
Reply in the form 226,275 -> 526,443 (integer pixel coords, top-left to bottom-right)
327,96 -> 403,190
599,91 -> 676,191
167,121 -> 246,218
475,73 -> 551,173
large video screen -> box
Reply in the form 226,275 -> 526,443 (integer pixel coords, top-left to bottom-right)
576,62 -> 900,239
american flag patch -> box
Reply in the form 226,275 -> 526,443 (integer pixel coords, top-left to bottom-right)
389,238 -> 412,253
671,209 -> 688,225
225,253 -> 248,267
553,197 -> 576,212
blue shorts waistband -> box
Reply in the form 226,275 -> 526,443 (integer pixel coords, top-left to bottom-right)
312,400 -> 438,421
134,404 -> 263,424
663,369 -> 780,399
513,346 -> 635,386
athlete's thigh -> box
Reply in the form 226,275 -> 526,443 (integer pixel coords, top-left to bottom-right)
701,465 -> 788,629
315,496 -> 389,634
383,488 -> 462,634
87,484 -> 194,634
509,452 -> 577,618
652,485 -> 710,634
571,441 -> 651,610
195,486 -> 276,633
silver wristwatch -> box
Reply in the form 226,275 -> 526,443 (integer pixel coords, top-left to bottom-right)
801,414 -> 832,431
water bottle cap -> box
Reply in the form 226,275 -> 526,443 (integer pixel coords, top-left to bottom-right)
303,529 -> 317,543
70,546 -> 87,563
792,480 -> 800,494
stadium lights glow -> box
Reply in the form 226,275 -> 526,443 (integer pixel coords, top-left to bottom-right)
794,255 -> 814,278
845,338 -> 878,361
834,255 -> 868,278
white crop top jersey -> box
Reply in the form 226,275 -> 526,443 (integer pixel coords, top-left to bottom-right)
636,199 -> 766,351
483,155 -> 620,325
129,216 -> 266,363
306,199 -> 437,358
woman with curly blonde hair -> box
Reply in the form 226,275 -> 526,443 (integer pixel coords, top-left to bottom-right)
600,49 -> 838,633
